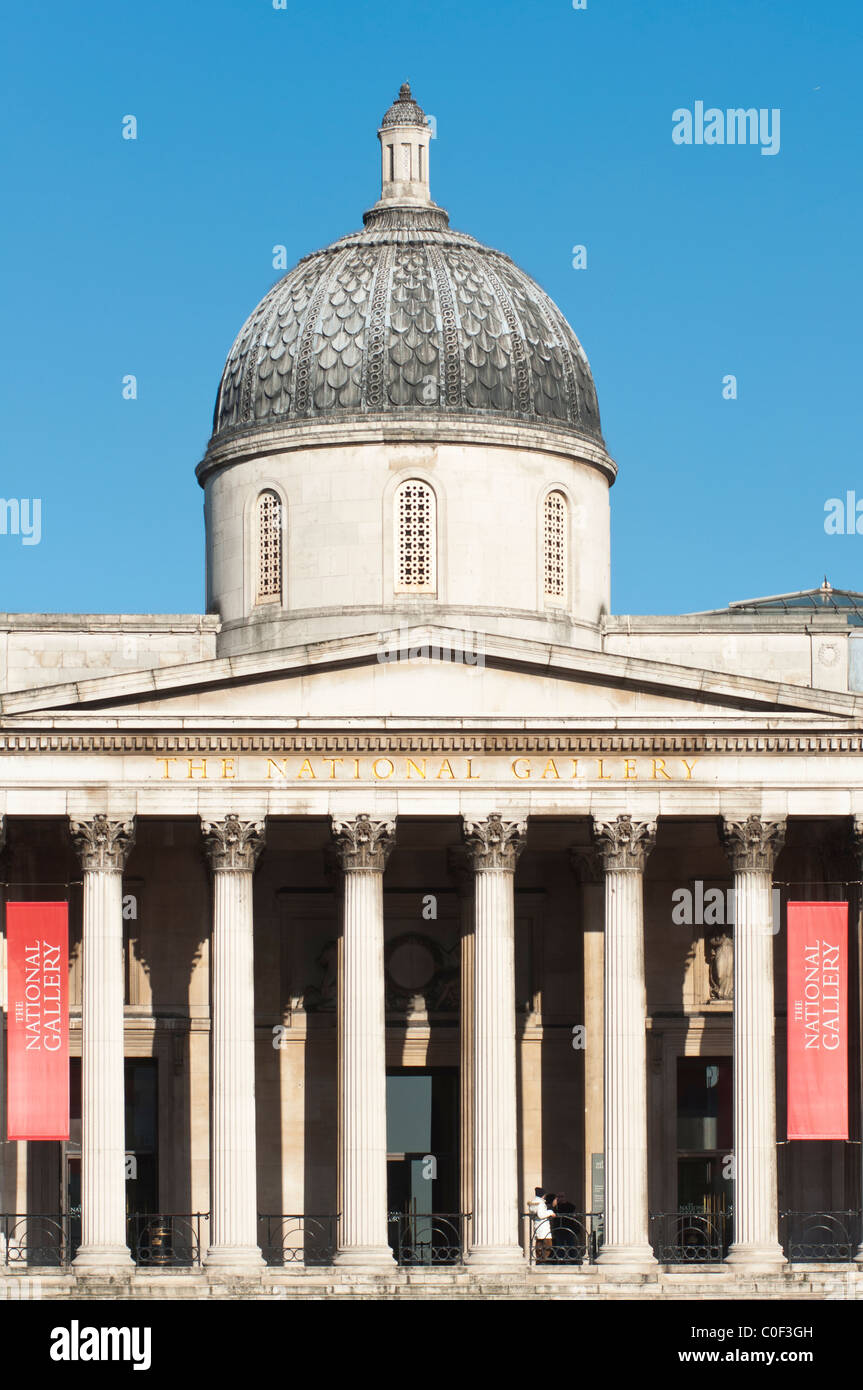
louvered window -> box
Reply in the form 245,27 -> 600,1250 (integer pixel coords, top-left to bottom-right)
543,490 -> 567,600
257,490 -> 282,602
395,480 -> 436,593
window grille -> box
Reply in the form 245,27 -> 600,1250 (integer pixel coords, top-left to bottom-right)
543,490 -> 567,599
257,491 -> 282,602
395,480 -> 436,593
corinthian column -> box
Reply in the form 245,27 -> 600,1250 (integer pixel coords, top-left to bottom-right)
722,814 -> 786,1266
593,814 -> 656,1267
463,812 -> 527,1265
70,814 -> 135,1268
332,813 -> 396,1265
202,813 -> 266,1268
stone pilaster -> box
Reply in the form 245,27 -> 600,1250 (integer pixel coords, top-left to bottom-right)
332,814 -> 396,1265
722,814 -> 786,1267
463,813 -> 527,1264
202,813 -> 266,1268
70,814 -> 136,1268
448,847 -> 475,1222
592,815 -> 656,1267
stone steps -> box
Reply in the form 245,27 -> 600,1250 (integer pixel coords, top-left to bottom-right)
3,1264 -> 862,1301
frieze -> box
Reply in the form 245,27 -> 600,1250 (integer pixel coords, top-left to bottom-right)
1,731 -> 862,757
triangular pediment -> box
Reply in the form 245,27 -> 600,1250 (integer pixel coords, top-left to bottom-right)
2,626 -> 861,724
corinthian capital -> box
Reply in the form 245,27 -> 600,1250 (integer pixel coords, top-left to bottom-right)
592,815 -> 656,872
202,814 -> 266,872
721,815 -> 785,872
331,814 -> 396,871
463,813 -> 527,872
70,814 -> 136,873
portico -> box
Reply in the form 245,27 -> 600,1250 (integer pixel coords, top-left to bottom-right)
2,700 -> 863,1291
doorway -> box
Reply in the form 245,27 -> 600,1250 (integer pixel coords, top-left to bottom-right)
64,1058 -> 158,1258
676,1056 -> 733,1254
386,1068 -> 459,1261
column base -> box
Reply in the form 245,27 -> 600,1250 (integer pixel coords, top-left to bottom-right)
724,1241 -> 786,1269
72,1245 -> 133,1270
333,1245 -> 395,1268
596,1243 -> 657,1270
204,1245 -> 265,1271
466,1244 -> 525,1267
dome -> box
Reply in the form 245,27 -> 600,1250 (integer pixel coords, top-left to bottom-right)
206,85 -> 606,464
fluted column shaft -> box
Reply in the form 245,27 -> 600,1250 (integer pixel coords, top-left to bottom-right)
333,814 -> 396,1264
571,848 -> 604,1217
203,814 -> 265,1268
464,813 -> 527,1265
71,815 -> 135,1267
722,815 -> 786,1266
593,816 -> 656,1266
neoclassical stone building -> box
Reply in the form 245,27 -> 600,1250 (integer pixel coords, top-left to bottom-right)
2,84 -> 863,1298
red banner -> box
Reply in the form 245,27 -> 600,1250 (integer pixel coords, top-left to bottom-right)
787,902 -> 848,1140
6,903 -> 69,1140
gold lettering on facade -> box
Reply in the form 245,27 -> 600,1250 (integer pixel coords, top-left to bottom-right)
152,754 -> 702,783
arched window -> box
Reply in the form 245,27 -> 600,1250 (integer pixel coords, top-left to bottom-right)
543,489 -> 567,601
394,479 -> 436,594
256,490 -> 282,603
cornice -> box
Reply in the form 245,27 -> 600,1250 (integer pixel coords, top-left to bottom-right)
197,413 -> 617,485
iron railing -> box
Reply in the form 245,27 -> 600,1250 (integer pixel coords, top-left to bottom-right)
258,1214 -> 339,1266
525,1212 -> 602,1264
1,1214 -> 70,1267
388,1212 -> 470,1265
7,1208 -> 863,1269
780,1210 -> 862,1263
127,1213 -> 209,1267
649,1211 -> 730,1263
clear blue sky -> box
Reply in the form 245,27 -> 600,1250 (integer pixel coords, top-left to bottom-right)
1,0 -> 860,616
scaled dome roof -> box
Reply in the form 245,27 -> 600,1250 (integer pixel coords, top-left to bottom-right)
209,85 -> 605,454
